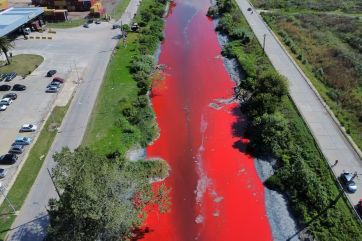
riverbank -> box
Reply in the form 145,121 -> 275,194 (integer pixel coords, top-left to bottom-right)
212,0 -> 362,240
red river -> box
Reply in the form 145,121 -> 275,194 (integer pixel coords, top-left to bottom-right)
144,0 -> 273,240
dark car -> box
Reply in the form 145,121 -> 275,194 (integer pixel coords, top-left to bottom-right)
12,84 -> 26,91
83,23 -> 89,28
0,153 -> 18,164
341,171 -> 357,193
0,85 -> 11,91
0,73 -> 7,81
46,70 -> 57,77
3,92 -> 17,100
112,24 -> 120,29
52,77 -> 65,83
357,199 -> 362,215
5,72 -> 16,81
87,18 -> 93,23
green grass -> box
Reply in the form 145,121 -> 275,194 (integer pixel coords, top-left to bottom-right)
82,33 -> 139,155
0,104 -> 69,241
46,19 -> 87,29
111,0 -> 132,20
0,54 -> 43,77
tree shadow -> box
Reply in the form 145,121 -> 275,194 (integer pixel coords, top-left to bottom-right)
130,226 -> 155,240
2,214 -> 49,241
230,105 -> 250,153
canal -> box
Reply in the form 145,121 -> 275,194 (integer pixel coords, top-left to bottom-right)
144,0 -> 273,240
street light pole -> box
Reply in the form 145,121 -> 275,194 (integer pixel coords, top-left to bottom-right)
263,33 -> 266,52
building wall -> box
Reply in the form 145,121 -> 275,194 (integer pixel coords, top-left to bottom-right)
0,0 -> 8,10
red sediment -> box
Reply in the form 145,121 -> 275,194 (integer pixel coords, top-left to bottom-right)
143,0 -> 273,240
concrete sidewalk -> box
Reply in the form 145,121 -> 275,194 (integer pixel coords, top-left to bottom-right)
235,0 -> 362,207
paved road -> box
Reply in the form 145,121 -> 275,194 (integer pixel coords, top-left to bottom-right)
6,0 -> 141,240
235,0 -> 362,206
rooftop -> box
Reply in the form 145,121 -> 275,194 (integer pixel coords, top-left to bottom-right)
0,7 -> 44,37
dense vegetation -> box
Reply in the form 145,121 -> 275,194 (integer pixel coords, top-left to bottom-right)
215,0 -> 362,240
251,0 -> 362,13
262,12 -> 362,150
48,0 -> 170,239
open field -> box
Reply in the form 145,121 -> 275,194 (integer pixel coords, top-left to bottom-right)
251,0 -> 362,13
262,12 -> 362,150
0,54 -> 43,77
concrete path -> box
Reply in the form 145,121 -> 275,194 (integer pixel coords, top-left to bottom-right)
6,0 -> 141,240
235,0 -> 362,207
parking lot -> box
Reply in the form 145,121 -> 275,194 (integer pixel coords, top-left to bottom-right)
0,21 -> 119,195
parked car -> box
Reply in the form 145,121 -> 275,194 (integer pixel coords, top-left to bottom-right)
0,168 -> 7,178
4,72 -> 16,82
20,124 -> 37,132
83,23 -> 89,28
12,84 -> 26,91
46,70 -> 57,77
95,19 -> 101,24
0,105 -> 6,111
87,18 -> 93,23
46,86 -> 59,93
0,73 -> 6,81
13,137 -> 32,146
9,145 -> 25,154
3,92 -> 17,100
0,153 -> 18,164
131,23 -> 139,32
52,77 -> 65,83
0,85 -> 11,91
47,81 -> 61,88
341,171 -> 357,193
112,24 -> 120,29
0,98 -> 13,105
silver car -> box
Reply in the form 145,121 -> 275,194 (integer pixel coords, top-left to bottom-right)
20,124 -> 37,132
9,145 -> 25,154
0,168 -> 8,178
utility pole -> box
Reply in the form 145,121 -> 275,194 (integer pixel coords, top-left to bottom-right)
0,183 -> 16,214
263,33 -> 266,52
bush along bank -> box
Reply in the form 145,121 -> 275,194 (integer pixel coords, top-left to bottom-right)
46,0 -> 171,240
212,0 -> 362,240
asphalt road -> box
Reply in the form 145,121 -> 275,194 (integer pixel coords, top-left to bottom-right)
6,0 -> 141,240
235,0 -> 362,206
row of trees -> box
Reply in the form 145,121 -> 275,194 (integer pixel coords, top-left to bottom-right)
47,0 -> 171,240
214,0 -> 362,240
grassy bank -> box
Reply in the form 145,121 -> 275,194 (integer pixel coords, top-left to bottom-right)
262,12 -> 362,150
111,0 -> 132,20
46,19 -> 87,29
213,0 -> 362,240
0,54 -> 43,77
0,104 -> 69,240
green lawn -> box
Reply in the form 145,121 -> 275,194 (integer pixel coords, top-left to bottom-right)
46,19 -> 86,29
0,104 -> 69,241
0,54 -> 43,77
82,33 -> 139,155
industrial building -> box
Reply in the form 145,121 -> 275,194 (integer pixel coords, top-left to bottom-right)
0,0 -> 8,10
0,7 -> 44,38
32,0 -> 97,11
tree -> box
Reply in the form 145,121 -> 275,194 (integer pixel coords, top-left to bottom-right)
248,112 -> 291,157
0,36 -> 13,65
47,147 -> 169,241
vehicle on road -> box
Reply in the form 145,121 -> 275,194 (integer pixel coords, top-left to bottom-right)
9,145 -> 25,154
53,77 -> 65,83
12,84 -> 26,91
0,98 -> 13,105
46,86 -> 60,93
0,154 -> 18,164
83,23 -> 89,28
0,85 -> 11,91
4,72 -> 17,82
3,93 -> 17,100
0,105 -> 6,111
13,137 -> 32,145
0,168 -> 7,178
341,171 -> 357,193
46,70 -> 57,77
112,24 -> 120,29
20,124 -> 37,132
95,19 -> 101,24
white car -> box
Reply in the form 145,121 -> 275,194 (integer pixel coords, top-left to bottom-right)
0,98 -> 13,105
20,124 -> 37,132
0,105 -> 6,111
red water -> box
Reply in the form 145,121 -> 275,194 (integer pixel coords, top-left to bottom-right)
143,0 -> 273,240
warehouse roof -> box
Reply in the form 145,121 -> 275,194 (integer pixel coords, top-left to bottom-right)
0,7 -> 44,37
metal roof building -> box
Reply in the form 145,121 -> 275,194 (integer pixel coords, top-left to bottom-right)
0,7 -> 44,37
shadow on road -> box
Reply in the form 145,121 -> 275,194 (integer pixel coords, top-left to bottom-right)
1,214 -> 49,241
